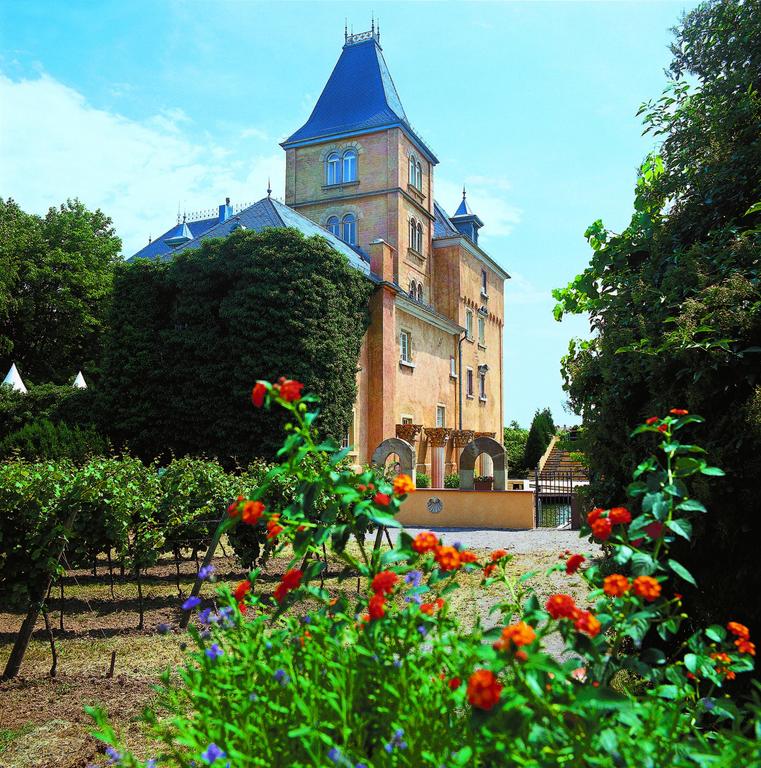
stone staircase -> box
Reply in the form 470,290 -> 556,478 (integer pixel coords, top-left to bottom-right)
539,441 -> 588,481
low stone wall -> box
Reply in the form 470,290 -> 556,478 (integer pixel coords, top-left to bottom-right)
395,489 -> 535,530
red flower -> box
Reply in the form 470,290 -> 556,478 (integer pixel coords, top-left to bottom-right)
566,554 -> 585,574
448,676 -> 461,690
434,545 -> 461,572
657,424 -> 668,433
727,621 -> 750,640
242,500 -> 265,526
574,610 -> 601,637
278,379 -> 304,402
545,594 -> 577,619
412,531 -> 438,554
459,550 -> 478,564
587,508 -> 604,525
274,568 -> 303,602
645,416 -> 659,425
368,592 -> 386,620
608,507 -> 631,525
645,521 -> 663,539
373,492 -> 391,507
603,574 -> 630,597
234,580 -> 251,602
371,570 -> 399,595
591,517 -> 613,541
483,563 -> 496,578
632,575 -> 661,602
735,638 -> 756,656
227,496 -> 244,517
266,514 -> 283,539
670,408 -> 689,416
420,598 -> 444,615
467,669 -> 502,711
393,474 -> 415,496
251,382 -> 267,408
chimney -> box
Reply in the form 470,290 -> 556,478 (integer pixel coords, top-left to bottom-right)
219,197 -> 233,223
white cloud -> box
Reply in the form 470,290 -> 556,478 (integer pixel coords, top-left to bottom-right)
0,72 -> 284,256
435,176 -> 521,238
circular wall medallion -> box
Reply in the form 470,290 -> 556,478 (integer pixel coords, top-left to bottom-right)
427,497 -> 443,514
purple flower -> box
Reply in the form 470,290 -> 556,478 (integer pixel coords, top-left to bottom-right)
452,541 -> 463,551
273,668 -> 290,686
393,659 -> 402,669
201,743 -> 226,764
105,746 -> 122,764
182,596 -> 201,611
146,761 -> 157,768
205,643 -> 224,660
157,623 -> 170,635
417,624 -> 428,637
356,764 -> 368,768
405,593 -> 423,605
198,564 -> 215,580
198,608 -> 213,625
327,747 -> 341,763
384,728 -> 407,753
218,606 -> 235,627
404,570 -> 423,587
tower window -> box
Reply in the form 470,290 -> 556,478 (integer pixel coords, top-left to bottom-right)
400,330 -> 411,363
465,309 -> 473,340
409,156 -> 416,186
479,371 -> 487,400
326,153 -> 340,185
466,367 -> 474,397
409,279 -> 416,298
481,269 -> 488,296
342,213 -> 356,245
450,356 -> 456,377
415,161 -> 422,189
342,149 -> 357,182
436,405 -> 446,428
326,216 -> 340,237
478,316 -> 486,345
416,221 -> 423,252
416,283 -> 423,303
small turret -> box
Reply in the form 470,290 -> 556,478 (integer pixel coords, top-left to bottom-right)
450,186 -> 484,244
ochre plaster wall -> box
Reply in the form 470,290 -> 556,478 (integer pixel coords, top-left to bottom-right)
395,489 -> 534,530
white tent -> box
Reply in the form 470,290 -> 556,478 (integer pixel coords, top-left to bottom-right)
73,370 -> 87,389
2,363 -> 27,394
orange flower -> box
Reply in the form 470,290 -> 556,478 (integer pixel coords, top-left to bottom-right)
591,517 -> 613,541
587,508 -> 604,524
273,568 -> 303,602
467,669 -> 502,710
491,549 -> 509,561
434,545 -> 461,572
632,575 -> 661,602
545,594 -> 577,619
373,492 -> 391,507
393,474 -> 415,496
735,639 -> 756,656
494,621 -> 536,652
266,514 -> 283,539
645,416 -> 659,425
483,563 -> 496,578
420,598 -> 444,615
566,554 -> 585,574
412,531 -> 438,554
234,580 -> 251,602
368,592 -> 386,620
670,408 -> 689,416
459,551 -> 478,564
711,651 -> 736,680
278,379 -> 304,402
242,500 -> 265,525
371,570 -> 399,595
574,610 -> 601,637
727,621 -> 750,640
608,507 -> 631,525
227,496 -> 244,517
603,574 -> 630,597
251,382 -> 267,408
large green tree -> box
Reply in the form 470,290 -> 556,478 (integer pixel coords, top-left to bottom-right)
503,420 -> 529,477
554,0 -> 761,637
99,227 -> 372,463
0,198 -> 121,384
522,408 -> 556,471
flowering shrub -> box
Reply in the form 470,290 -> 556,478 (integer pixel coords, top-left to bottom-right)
89,390 -> 761,766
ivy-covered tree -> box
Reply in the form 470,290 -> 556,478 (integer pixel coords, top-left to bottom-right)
99,228 -> 372,463
553,0 -> 761,638
0,198 -> 121,384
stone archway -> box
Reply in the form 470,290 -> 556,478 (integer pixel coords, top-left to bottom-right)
459,436 -> 506,490
371,438 -> 416,482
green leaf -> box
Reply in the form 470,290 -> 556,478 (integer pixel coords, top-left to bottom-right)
677,498 -> 707,513
667,558 -> 697,586
666,518 -> 692,540
705,625 -> 726,642
655,685 -> 679,700
700,466 -> 725,476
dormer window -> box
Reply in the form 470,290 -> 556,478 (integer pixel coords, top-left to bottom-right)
343,149 -> 357,182
326,153 -> 340,185
342,213 -> 356,245
326,216 -> 340,237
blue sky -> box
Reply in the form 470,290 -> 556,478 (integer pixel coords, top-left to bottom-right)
0,0 -> 697,427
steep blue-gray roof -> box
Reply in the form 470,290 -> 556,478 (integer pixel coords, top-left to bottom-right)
432,200 -> 459,239
282,37 -> 437,163
131,217 -> 217,261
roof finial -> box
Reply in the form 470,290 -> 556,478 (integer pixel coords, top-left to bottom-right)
371,14 -> 374,35
462,185 -> 467,199
176,201 -> 181,224
344,18 -> 348,43
267,178 -> 272,198
377,18 -> 380,41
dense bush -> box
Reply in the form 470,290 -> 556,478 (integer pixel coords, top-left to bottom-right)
444,472 -> 460,488
522,407 -> 555,470
89,382 -> 760,767
553,0 -> 761,639
502,420 -> 529,477
0,383 -> 97,437
0,418 -> 109,462
415,471 -> 430,488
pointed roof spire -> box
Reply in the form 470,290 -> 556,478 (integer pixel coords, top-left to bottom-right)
2,363 -> 27,394
454,185 -> 474,217
73,370 -> 87,389
267,178 -> 272,198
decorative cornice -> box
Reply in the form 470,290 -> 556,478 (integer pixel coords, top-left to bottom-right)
290,186 -> 435,222
424,427 -> 452,447
396,294 -> 463,336
450,429 -> 475,447
432,234 -> 510,281
474,431 -> 496,439
396,423 -> 423,443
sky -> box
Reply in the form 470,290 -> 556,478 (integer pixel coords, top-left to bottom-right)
0,0 -> 699,427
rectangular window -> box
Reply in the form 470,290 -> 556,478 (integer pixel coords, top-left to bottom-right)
401,415 -> 413,425
478,316 -> 486,345
449,356 -> 456,377
436,405 -> 446,428
465,309 -> 473,340
466,368 -> 474,397
481,269 -> 488,296
400,330 -> 410,363
479,372 -> 486,400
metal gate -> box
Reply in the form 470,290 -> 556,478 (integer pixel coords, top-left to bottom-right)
534,470 -> 574,528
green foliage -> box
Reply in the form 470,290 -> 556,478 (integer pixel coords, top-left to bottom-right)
415,472 -> 431,488
522,407 -> 555,470
553,0 -> 761,638
99,228 -> 371,463
503,420 -> 529,477
89,385 -> 761,767
0,418 -> 108,462
444,472 -> 460,488
0,198 -> 121,383
0,382 -> 96,436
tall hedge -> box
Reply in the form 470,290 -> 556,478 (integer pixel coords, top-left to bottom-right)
99,228 -> 372,463
522,408 -> 555,470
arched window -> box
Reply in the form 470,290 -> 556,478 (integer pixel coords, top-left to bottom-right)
343,149 -> 357,182
342,213 -> 356,245
409,218 -> 417,251
326,153 -> 340,185
409,156 -> 416,185
415,161 -> 422,189
409,280 -> 416,298
326,216 -> 340,237
416,222 -> 423,252
417,283 -> 423,303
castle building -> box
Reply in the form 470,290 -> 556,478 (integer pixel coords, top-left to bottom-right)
131,27 -> 509,485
